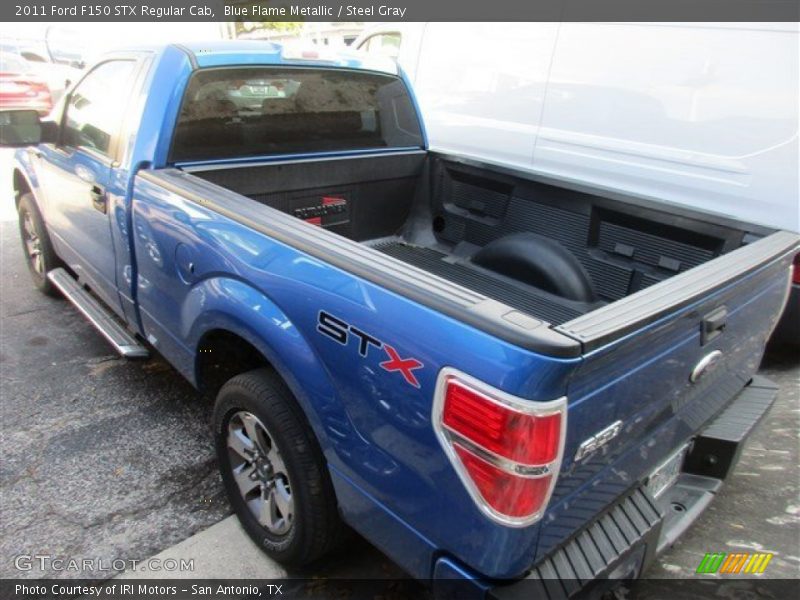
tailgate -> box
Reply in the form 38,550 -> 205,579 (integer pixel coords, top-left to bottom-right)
536,230 -> 798,559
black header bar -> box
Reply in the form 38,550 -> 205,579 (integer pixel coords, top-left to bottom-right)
4,0 -> 800,22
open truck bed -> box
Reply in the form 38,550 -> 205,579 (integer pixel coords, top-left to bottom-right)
170,150 -> 795,356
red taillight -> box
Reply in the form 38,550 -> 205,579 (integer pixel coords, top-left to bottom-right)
443,380 -> 562,465
434,369 -> 566,526
792,253 -> 800,285
454,444 -> 553,518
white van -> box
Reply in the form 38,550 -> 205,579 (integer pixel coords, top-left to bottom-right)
356,23 -> 798,231
355,22 -> 799,342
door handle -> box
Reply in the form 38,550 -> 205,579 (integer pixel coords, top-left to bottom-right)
90,185 -> 107,214
701,306 -> 727,345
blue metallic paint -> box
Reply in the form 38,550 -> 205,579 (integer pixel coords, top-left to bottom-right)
35,145 -> 124,313
536,265 -> 789,561
131,172 -> 581,579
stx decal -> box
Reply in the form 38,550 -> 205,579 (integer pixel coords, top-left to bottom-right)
317,311 -> 423,388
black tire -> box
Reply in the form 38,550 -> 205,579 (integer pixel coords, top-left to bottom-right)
17,192 -> 62,296
213,368 -> 344,566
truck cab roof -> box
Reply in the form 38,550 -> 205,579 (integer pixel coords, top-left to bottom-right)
110,40 -> 399,75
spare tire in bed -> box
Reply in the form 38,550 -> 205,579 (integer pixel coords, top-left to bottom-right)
471,232 -> 597,302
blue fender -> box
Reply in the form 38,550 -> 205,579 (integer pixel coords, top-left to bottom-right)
182,276 -> 369,465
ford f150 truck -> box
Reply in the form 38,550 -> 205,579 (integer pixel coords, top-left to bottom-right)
2,42 -> 798,597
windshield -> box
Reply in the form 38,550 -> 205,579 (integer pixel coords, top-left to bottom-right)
170,66 -> 423,162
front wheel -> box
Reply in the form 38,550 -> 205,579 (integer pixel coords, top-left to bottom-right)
213,368 -> 344,566
17,193 -> 62,296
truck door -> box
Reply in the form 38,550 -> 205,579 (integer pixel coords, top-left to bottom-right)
34,59 -> 138,314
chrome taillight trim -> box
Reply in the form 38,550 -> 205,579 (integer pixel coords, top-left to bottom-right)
432,367 -> 567,528
443,430 -> 555,477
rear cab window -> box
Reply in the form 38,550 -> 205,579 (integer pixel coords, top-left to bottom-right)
170,66 -> 423,162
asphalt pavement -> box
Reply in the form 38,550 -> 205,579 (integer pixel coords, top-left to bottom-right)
0,150 -> 797,593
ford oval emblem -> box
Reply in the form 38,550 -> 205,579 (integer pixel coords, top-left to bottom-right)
690,350 -> 723,383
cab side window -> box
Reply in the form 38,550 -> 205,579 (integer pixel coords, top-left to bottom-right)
62,60 -> 136,156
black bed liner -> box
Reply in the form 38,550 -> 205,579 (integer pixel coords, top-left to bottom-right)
373,241 -> 589,326
425,157 -> 740,306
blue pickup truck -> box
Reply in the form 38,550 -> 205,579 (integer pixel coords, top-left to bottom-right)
2,42 -> 798,596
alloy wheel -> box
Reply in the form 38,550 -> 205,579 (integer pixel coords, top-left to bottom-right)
22,211 -> 44,275
226,411 -> 294,536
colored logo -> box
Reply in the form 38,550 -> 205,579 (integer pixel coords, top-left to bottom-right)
317,311 -> 424,388
379,344 -> 423,388
696,552 -> 773,574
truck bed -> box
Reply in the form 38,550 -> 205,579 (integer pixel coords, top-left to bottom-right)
183,151 -> 780,332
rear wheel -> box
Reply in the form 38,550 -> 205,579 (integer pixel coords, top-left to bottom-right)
213,368 -> 344,566
227,410 -> 295,536
17,193 -> 61,296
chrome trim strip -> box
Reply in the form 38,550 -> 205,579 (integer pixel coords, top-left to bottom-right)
443,430 -> 554,478
47,269 -> 149,359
